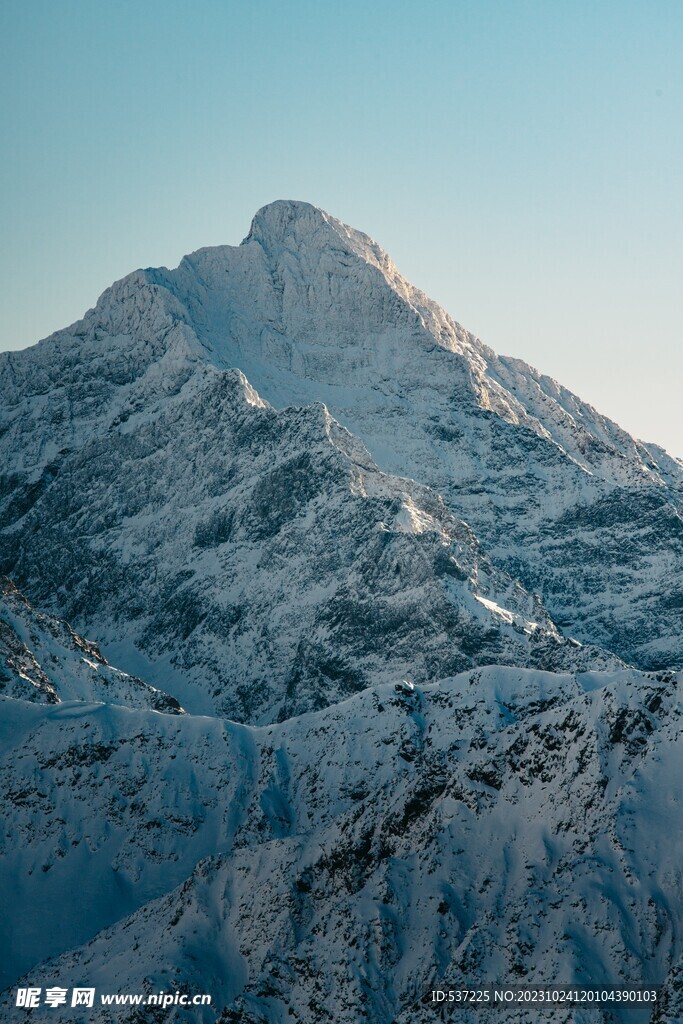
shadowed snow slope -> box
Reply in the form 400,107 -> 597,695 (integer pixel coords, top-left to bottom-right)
0,577 -> 183,713
1,667 -> 680,1022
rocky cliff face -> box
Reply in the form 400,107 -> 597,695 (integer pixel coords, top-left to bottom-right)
0,344 -> 619,724
0,201 -> 681,1022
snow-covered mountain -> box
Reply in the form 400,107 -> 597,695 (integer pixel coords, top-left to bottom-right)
1,201 -> 681,683
1,201 -> 681,1021
1,666 -> 680,1022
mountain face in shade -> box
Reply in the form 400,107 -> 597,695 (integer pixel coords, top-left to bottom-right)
0,200 -> 680,716
0,576 -> 183,713
1,667 -> 680,1021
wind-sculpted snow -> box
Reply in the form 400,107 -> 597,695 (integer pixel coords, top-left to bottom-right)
0,577 -> 183,713
1,200 -> 681,675
1,666 -> 680,1022
0,363 -> 618,723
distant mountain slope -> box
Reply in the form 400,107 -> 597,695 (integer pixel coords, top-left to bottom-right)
1,200 -> 681,674
0,576 -> 182,712
1,666 -> 680,1022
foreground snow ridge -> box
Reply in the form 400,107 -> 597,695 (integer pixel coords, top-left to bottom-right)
0,201 -> 682,1022
2,667 -> 682,1023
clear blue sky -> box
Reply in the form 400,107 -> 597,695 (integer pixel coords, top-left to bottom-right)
2,0 -> 682,454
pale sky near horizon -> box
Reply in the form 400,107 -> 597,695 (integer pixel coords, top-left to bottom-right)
2,1 -> 682,455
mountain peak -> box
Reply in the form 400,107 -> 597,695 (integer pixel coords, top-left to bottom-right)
243,199 -> 386,270
244,199 -> 337,250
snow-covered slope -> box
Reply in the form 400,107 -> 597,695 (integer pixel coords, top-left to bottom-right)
0,577 -> 183,713
1,201 -> 681,672
0,362 -> 618,723
1,665 -> 680,1022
